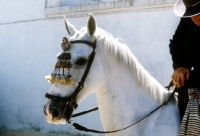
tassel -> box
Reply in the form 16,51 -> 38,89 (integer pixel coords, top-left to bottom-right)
45,73 -> 56,84
65,75 -> 75,85
55,74 -> 61,83
60,74 -> 66,84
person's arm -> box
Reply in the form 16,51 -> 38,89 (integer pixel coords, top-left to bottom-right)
169,18 -> 191,87
169,18 -> 191,70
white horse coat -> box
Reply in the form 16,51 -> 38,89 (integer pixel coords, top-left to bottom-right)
44,14 -> 180,136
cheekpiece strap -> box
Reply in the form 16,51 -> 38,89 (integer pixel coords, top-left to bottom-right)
68,39 -> 97,104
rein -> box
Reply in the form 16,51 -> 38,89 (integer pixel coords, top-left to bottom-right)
70,82 -> 176,134
46,77 -> 176,134
45,38 -> 176,134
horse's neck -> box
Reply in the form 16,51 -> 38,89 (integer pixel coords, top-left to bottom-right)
95,45 -> 169,131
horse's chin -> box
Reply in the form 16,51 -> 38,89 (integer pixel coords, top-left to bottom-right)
46,115 -> 67,125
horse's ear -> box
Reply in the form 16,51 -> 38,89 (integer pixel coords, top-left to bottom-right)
63,15 -> 77,36
87,13 -> 96,37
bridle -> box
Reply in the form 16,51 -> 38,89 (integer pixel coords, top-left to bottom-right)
45,37 -> 176,134
45,38 -> 97,122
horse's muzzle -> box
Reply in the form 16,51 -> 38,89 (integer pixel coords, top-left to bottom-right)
43,100 -> 74,122
49,101 -> 67,119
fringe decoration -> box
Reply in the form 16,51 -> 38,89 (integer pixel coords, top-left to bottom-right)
45,73 -> 56,84
55,74 -> 61,83
60,74 -> 66,84
65,75 -> 75,85
45,74 -> 75,85
46,37 -> 75,85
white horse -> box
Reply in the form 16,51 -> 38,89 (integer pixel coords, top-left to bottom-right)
44,13 -> 180,136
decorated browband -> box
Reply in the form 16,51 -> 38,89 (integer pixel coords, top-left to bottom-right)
45,37 -> 75,85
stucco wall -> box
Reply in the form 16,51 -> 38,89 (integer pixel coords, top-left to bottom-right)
0,0 -> 180,135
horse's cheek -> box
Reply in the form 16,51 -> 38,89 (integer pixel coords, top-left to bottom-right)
87,60 -> 105,91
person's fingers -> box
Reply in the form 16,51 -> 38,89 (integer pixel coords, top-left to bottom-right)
172,69 -> 182,87
171,67 -> 191,88
172,80 -> 176,85
173,80 -> 181,88
172,71 -> 177,86
186,69 -> 190,79
173,77 -> 179,87
175,74 -> 181,86
176,84 -> 181,88
179,73 -> 185,86
173,71 -> 178,83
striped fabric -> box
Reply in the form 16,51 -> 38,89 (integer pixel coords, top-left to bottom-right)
179,88 -> 200,136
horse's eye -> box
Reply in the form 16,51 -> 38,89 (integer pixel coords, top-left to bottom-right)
75,58 -> 87,65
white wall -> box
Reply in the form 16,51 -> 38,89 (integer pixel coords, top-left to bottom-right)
0,0 -> 180,135
0,0 -> 46,24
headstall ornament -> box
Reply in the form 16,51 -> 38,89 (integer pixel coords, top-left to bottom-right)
45,36 -> 97,122
45,37 -> 75,85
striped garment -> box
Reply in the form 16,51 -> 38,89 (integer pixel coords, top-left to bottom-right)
179,88 -> 200,136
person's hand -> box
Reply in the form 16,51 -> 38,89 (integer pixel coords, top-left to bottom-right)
171,67 -> 190,88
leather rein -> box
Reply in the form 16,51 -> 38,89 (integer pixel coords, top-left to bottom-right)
45,38 -> 176,134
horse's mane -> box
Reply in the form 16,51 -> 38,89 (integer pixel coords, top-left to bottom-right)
75,27 -> 168,103
94,28 -> 168,103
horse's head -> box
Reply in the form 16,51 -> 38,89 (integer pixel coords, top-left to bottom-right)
43,14 -> 105,124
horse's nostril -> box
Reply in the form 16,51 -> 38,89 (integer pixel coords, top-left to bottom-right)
51,108 -> 60,118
